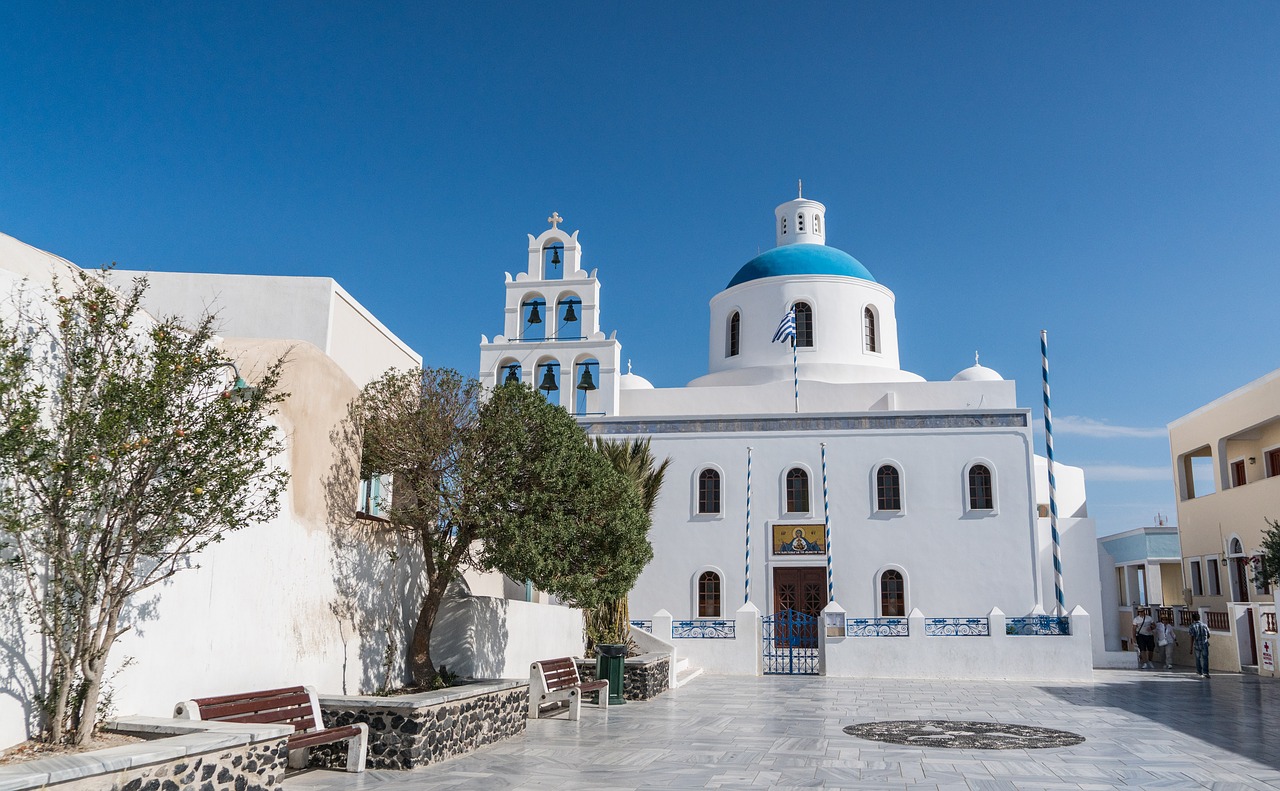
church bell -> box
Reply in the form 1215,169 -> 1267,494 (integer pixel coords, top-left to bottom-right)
550,246 -> 561,266
538,365 -> 559,392
562,302 -> 578,323
504,365 -> 519,385
526,303 -> 542,324
576,366 -> 596,391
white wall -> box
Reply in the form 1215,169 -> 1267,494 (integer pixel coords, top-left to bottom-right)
430,596 -> 585,679
629,422 -> 1043,622
110,271 -> 422,386
821,609 -> 1093,682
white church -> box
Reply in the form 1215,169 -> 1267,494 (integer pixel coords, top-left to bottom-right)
480,194 -> 1104,680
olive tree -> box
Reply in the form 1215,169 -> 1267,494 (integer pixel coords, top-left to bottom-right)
0,270 -> 288,745
353,371 -> 649,688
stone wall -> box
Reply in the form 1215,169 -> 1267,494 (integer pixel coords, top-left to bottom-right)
0,722 -> 289,791
314,680 -> 527,770
575,654 -> 670,701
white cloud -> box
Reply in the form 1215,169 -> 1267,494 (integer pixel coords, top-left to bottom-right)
1083,464 -> 1171,482
1052,416 -> 1167,439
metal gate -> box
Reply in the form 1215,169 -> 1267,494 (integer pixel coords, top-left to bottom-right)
762,608 -> 819,675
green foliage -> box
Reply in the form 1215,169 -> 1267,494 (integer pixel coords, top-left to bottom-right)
0,269 -> 289,745
353,374 -> 654,686
1260,518 -> 1280,586
472,384 -> 652,611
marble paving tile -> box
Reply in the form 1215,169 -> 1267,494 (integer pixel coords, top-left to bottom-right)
286,670 -> 1280,791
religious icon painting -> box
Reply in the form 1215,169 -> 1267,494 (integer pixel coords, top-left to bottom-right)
773,524 -> 825,554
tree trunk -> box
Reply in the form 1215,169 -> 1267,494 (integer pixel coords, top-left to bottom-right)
407,575 -> 447,688
74,654 -> 104,746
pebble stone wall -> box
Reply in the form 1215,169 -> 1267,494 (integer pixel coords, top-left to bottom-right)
313,683 -> 528,770
575,654 -> 670,701
39,737 -> 288,791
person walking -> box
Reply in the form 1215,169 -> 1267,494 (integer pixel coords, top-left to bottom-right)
1155,613 -> 1177,669
1189,612 -> 1211,678
1132,607 -> 1157,669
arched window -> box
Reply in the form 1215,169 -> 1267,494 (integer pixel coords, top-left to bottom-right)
727,312 -> 740,357
797,213 -> 805,232
794,302 -> 814,347
864,307 -> 878,352
880,570 -> 905,617
876,465 -> 901,511
813,214 -> 821,234
697,469 -> 722,514
968,464 -> 994,510
698,571 -> 722,617
781,217 -> 787,235
785,468 -> 810,513
1231,537 -> 1244,555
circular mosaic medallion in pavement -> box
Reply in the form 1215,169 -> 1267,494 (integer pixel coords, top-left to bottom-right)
844,720 -> 1085,749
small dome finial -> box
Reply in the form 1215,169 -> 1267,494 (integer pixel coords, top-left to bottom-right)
797,178 -> 803,199
975,350 -> 980,366
627,358 -> 632,374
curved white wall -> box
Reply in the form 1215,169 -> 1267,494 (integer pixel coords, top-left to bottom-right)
700,275 -> 916,385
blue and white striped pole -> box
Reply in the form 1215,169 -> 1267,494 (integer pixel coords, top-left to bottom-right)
744,446 -> 753,605
1042,330 -> 1065,616
792,339 -> 799,413
822,442 -> 832,603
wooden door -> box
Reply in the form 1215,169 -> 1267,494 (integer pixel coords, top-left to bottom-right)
773,566 -> 827,617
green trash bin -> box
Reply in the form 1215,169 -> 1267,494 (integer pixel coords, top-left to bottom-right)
595,644 -> 627,705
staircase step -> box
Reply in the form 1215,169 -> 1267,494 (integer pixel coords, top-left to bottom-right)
674,666 -> 704,688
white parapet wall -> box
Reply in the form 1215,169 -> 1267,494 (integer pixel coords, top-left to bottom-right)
643,603 -> 1092,682
822,606 -> 1093,682
430,595 -> 586,680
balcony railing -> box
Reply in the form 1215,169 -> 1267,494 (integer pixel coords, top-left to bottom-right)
1206,611 -> 1230,632
924,617 -> 989,637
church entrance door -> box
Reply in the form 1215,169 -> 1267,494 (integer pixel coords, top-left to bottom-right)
763,567 -> 826,675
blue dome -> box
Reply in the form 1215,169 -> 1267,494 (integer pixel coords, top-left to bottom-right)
727,244 -> 876,288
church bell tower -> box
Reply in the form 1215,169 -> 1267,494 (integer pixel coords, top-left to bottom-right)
478,212 -> 622,416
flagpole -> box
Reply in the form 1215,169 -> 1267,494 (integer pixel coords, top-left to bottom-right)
822,442 -> 832,603
744,446 -> 753,605
793,339 -> 799,413
1042,330 -> 1065,617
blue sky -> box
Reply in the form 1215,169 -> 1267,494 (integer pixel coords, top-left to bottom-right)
2,3 -> 1278,536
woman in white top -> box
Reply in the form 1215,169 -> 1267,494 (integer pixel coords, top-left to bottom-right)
1154,615 -> 1177,669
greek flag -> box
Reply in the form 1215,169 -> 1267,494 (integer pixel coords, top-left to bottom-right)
772,308 -> 796,343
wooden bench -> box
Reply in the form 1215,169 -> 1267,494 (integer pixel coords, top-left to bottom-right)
528,657 -> 609,720
174,686 -> 368,773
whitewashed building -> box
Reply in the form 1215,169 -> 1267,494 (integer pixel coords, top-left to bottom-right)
481,195 -> 1103,680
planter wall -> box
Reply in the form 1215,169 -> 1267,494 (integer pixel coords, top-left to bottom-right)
0,717 -> 289,791
575,653 -> 670,701
313,680 -> 527,770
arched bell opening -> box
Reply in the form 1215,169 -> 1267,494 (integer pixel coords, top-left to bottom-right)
535,358 -> 562,404
543,242 -> 565,280
556,296 -> 583,341
521,296 -> 547,341
572,356 -> 600,415
497,359 -> 522,386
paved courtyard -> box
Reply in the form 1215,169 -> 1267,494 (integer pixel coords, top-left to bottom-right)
290,669 -> 1280,790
